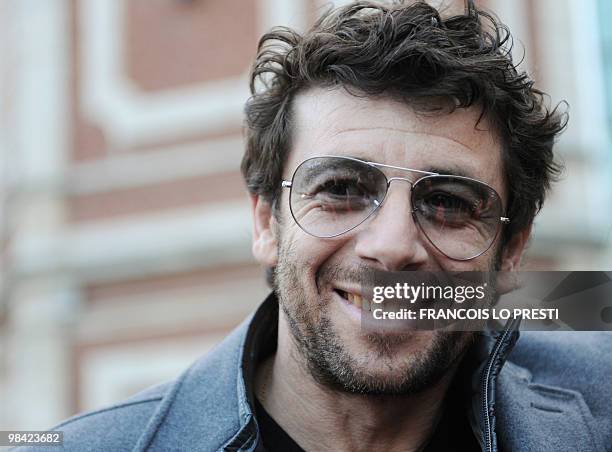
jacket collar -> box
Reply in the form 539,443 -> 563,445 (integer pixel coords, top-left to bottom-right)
133,293 -> 278,452
462,319 -> 522,452
463,321 -> 605,452
134,293 -> 600,452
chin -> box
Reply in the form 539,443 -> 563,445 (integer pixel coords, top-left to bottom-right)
310,318 -> 460,395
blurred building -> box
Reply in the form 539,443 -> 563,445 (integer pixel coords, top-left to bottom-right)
0,0 -> 611,431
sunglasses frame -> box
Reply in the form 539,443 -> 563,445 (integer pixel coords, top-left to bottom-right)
281,155 -> 510,261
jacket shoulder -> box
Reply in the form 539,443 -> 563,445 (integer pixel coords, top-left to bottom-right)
18,311 -> 260,451
510,331 -> 612,378
19,382 -> 169,452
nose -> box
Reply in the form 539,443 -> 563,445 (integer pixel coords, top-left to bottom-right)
354,181 -> 429,271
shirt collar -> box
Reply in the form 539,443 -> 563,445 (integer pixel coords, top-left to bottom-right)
222,292 -> 279,451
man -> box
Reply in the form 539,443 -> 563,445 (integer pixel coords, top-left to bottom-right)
27,1 -> 611,451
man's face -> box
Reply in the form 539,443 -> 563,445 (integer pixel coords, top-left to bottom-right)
253,87 -> 526,395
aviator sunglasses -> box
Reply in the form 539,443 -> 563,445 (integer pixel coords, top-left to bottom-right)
281,156 -> 510,261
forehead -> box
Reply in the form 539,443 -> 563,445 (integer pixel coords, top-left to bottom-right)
288,87 -> 504,193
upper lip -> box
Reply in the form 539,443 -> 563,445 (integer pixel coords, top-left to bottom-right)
333,285 -> 367,300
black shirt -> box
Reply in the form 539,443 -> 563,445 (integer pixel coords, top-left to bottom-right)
255,389 -> 480,452
255,397 -> 305,452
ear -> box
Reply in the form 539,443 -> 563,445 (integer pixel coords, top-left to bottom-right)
251,195 -> 279,267
499,224 -> 532,272
496,224 -> 531,294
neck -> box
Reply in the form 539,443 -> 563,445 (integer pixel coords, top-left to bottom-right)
255,315 -> 458,452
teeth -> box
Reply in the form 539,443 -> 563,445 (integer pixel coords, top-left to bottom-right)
343,291 -> 372,312
348,292 -> 362,309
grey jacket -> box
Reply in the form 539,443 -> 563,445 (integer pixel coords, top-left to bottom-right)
24,293 -> 612,451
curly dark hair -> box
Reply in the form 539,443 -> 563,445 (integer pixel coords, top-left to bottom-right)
241,0 -> 567,243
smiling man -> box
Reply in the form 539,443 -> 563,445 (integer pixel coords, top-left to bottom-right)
25,1 -> 612,452
249,90 -> 505,451
237,1 -> 608,451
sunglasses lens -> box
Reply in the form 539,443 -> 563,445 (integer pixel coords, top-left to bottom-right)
287,157 -> 505,260
411,176 -> 503,260
289,157 -> 387,237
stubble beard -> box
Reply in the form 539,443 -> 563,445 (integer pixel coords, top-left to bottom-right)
272,236 -> 496,396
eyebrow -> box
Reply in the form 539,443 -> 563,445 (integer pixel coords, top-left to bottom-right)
300,165 -> 353,186
343,154 -> 477,179
423,165 -> 475,179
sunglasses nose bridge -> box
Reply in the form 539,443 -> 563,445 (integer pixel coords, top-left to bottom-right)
385,177 -> 415,203
386,176 -> 415,187
377,177 -> 417,213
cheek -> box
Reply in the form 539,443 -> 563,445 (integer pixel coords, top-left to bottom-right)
279,224 -> 350,285
452,246 -> 499,272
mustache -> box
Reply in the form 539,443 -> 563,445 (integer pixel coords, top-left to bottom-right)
315,262 -> 375,290
316,263 -> 496,294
